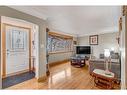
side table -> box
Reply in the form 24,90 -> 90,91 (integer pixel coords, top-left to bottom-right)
92,69 -> 116,89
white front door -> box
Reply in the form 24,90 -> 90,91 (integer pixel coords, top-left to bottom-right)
5,25 -> 31,76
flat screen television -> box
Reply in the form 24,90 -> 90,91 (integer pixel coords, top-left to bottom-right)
76,46 -> 91,54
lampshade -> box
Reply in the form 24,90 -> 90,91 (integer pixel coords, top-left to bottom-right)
111,47 -> 115,51
104,49 -> 110,57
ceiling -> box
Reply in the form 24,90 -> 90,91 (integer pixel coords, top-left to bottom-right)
9,6 -> 121,37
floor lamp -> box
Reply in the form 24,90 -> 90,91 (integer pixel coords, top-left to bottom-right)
104,49 -> 111,75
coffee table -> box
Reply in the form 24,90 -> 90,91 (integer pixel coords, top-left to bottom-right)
92,69 -> 116,89
70,57 -> 85,67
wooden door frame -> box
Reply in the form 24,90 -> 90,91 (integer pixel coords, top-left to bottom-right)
1,23 -> 32,78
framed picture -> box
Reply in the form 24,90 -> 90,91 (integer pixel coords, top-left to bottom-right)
73,41 -> 77,45
89,35 -> 98,45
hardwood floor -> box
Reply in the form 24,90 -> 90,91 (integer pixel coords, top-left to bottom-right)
6,62 -> 120,89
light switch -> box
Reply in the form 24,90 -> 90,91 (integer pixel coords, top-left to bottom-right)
40,44 -> 44,48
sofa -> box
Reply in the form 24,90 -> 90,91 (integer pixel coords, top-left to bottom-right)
89,53 -> 120,82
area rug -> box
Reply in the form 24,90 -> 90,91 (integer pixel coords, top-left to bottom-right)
2,71 -> 35,89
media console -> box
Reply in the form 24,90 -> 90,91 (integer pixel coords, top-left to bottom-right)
71,46 -> 91,67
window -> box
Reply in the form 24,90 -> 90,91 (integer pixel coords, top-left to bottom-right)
47,33 -> 73,54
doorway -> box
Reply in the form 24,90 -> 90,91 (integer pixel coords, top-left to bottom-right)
1,23 -> 36,88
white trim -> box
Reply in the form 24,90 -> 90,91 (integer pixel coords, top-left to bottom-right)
120,16 -> 126,89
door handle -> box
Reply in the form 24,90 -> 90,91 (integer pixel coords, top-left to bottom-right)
7,52 -> 9,56
7,49 -> 9,52
6,49 -> 10,56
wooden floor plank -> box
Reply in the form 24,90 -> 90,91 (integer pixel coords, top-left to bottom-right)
6,62 -> 120,90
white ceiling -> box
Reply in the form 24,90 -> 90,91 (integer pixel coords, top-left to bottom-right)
9,6 -> 121,37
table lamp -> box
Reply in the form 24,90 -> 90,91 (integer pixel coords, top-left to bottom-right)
104,49 -> 111,75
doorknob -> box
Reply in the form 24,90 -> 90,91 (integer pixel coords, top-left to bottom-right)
7,49 -> 9,52
7,52 -> 9,56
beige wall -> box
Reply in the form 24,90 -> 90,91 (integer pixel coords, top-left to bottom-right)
124,15 -> 127,89
120,16 -> 126,89
48,52 -> 73,64
120,15 -> 127,89
0,16 -> 1,89
0,6 -> 47,80
78,32 -> 119,58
